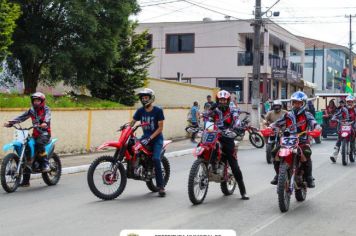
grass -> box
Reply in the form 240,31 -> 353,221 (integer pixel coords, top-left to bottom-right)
0,93 -> 127,109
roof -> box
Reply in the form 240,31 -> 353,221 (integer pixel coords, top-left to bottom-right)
298,36 -> 355,56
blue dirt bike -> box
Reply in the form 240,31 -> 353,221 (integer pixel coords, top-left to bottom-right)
1,124 -> 61,193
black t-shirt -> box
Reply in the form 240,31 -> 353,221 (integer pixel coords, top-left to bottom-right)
133,106 -> 165,138
204,101 -> 215,109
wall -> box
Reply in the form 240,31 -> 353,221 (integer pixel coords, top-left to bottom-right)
143,78 -> 218,108
0,108 -> 190,156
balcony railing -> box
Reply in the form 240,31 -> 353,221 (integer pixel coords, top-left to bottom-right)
237,51 -> 303,78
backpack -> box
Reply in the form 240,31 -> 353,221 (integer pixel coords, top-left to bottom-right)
187,110 -> 192,122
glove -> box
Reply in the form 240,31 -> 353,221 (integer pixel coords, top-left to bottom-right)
4,122 -> 13,128
141,138 -> 151,146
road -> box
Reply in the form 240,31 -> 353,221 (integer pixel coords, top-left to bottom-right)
1,139 -> 356,236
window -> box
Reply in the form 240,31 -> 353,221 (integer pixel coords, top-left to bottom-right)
166,34 -> 194,53
304,62 -> 316,68
164,78 -> 191,84
144,34 -> 153,50
245,38 -> 253,52
217,79 -> 244,102
273,80 -> 279,99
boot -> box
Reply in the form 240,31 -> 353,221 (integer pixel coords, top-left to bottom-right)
306,159 -> 315,188
270,161 -> 280,185
39,152 -> 50,173
330,146 -> 339,163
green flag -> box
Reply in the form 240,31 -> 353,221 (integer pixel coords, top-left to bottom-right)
346,75 -> 353,94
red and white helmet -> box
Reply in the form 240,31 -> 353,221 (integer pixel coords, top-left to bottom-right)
216,90 -> 231,111
31,92 -> 46,108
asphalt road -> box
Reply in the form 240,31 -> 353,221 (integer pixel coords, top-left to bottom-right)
1,139 -> 356,236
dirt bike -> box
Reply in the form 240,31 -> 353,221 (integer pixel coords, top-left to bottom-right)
272,128 -> 321,212
261,127 -> 280,164
1,124 -> 61,193
87,123 -> 171,200
187,120 -> 238,205
333,120 -> 355,166
234,114 -> 265,148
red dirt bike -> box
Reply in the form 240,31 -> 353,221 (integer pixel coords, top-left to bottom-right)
234,114 -> 265,148
268,127 -> 321,213
187,120 -> 238,205
332,120 -> 355,166
87,123 -> 171,200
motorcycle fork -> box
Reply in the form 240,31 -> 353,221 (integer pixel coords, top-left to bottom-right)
16,144 -> 26,176
289,154 -> 297,194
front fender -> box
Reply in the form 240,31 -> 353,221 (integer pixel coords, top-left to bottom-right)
97,141 -> 121,150
3,141 -> 23,156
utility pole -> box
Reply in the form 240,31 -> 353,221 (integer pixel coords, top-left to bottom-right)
346,14 -> 356,91
251,0 -> 262,127
312,44 -> 316,84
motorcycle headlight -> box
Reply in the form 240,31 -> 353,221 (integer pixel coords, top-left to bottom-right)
341,132 -> 348,138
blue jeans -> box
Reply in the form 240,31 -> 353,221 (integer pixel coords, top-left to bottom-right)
143,136 -> 164,188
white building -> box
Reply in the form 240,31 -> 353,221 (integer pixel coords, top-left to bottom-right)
137,19 -> 310,104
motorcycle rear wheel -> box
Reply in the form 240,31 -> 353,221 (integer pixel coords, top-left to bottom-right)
220,165 -> 236,196
42,153 -> 62,186
146,156 -> 171,192
249,132 -> 265,148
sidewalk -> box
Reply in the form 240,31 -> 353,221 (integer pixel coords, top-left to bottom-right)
60,138 -> 255,168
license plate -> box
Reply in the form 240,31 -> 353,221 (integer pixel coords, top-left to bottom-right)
341,126 -> 351,131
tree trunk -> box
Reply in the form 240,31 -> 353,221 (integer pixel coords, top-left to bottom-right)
23,66 -> 39,94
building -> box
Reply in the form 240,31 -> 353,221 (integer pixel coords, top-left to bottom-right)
137,19 -> 311,104
290,36 -> 356,93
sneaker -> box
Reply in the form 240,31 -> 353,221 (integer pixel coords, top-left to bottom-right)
330,147 -> 339,163
241,194 -> 250,200
158,188 -> 166,197
270,175 -> 278,185
20,182 -> 30,187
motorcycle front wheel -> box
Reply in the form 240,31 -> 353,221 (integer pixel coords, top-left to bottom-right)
87,155 -> 127,200
277,162 -> 291,213
188,159 -> 209,205
1,153 -> 21,193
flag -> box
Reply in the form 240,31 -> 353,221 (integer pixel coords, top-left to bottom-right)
345,75 -> 353,94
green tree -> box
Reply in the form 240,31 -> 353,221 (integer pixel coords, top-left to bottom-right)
8,0 -> 139,94
89,23 -> 154,106
0,0 -> 20,69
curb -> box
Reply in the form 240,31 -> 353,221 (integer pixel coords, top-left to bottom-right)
30,148 -> 195,179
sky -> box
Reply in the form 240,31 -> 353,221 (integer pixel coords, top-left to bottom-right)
133,0 -> 356,49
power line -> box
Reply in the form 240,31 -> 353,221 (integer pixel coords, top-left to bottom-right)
141,0 -> 184,7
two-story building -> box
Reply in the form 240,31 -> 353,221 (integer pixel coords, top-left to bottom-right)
137,19 -> 308,104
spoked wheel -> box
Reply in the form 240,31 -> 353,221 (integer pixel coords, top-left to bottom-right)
277,162 -> 291,213
42,153 -> 62,186
188,159 -> 209,205
341,140 -> 349,166
249,132 -> 265,148
220,165 -> 236,196
87,155 -> 127,200
266,143 -> 272,164
146,156 -> 171,192
1,153 -> 21,193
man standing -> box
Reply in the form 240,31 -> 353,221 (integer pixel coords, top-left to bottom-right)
190,101 -> 200,143
204,95 -> 215,110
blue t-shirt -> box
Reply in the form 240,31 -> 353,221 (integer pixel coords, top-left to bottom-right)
191,106 -> 199,123
133,106 -> 165,139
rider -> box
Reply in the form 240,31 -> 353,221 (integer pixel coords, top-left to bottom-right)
130,88 -> 166,197
269,91 -> 320,188
3,92 -> 51,187
210,90 -> 249,200
330,99 -> 350,163
264,100 -> 287,126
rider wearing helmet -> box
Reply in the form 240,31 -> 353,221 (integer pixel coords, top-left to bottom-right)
209,90 -> 249,200
264,100 -> 287,126
130,88 -> 166,197
270,91 -> 320,188
330,97 -> 353,163
3,92 -> 52,187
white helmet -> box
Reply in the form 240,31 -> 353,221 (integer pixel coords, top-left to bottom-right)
137,88 -> 155,107
273,100 -> 282,106
346,95 -> 354,102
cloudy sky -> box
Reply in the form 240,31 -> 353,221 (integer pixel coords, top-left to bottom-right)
133,0 -> 356,49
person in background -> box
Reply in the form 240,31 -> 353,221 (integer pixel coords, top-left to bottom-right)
190,101 -> 200,143
204,95 -> 215,110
